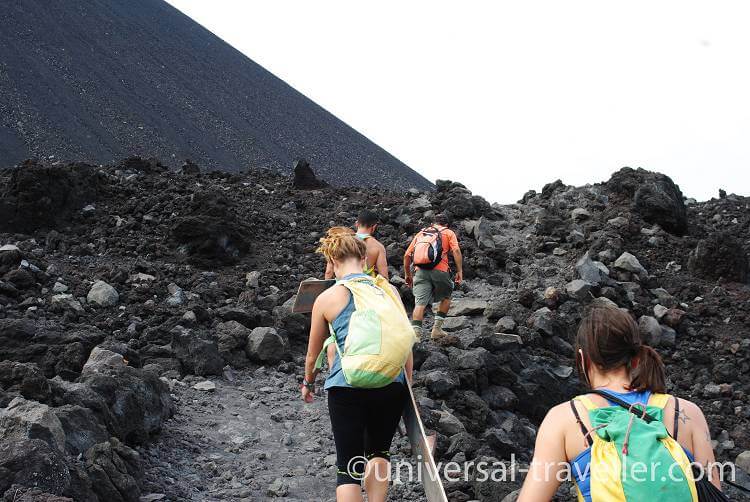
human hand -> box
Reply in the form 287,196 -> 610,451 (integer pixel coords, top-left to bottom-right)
301,383 -> 314,403
405,273 -> 413,288
454,271 -> 463,285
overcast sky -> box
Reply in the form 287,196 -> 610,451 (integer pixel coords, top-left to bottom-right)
166,0 -> 749,204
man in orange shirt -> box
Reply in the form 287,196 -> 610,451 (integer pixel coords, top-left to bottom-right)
403,213 -> 463,340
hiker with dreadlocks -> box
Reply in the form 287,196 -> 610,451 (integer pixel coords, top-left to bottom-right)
303,227 -> 416,502
519,304 -> 722,502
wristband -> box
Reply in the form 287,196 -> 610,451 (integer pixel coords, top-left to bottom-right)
302,378 -> 315,391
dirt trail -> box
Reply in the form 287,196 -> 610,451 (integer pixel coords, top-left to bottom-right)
140,366 -> 426,501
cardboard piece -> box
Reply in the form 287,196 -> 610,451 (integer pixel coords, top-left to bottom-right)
292,279 -> 337,314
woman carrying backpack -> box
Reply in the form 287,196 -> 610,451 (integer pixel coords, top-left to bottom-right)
302,227 -> 416,502
519,304 -> 722,502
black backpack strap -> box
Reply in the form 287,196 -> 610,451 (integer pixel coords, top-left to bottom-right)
589,389 -> 658,423
673,397 -> 680,440
569,400 -> 593,447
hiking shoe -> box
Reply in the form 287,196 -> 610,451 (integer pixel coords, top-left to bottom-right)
413,326 -> 424,339
430,326 -> 448,340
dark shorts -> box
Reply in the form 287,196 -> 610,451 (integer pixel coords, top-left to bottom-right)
413,268 -> 454,306
327,382 -> 408,486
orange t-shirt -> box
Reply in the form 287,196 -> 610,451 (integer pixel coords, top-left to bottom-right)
406,225 -> 459,273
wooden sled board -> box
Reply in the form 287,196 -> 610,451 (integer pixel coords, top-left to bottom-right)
403,381 -> 448,502
292,279 -> 336,313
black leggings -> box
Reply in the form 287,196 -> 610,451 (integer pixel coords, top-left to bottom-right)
327,382 -> 408,486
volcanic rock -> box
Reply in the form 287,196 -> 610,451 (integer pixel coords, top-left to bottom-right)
246,327 -> 290,364
607,167 -> 687,234
170,328 -> 223,376
86,280 -> 119,307
292,159 -> 328,189
0,162 -> 105,233
688,232 -> 749,283
0,397 -> 66,452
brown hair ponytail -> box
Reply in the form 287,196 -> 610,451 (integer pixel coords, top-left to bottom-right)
575,305 -> 667,394
630,345 -> 666,393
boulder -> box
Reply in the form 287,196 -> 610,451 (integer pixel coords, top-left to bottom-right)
81,347 -> 125,375
164,283 -> 185,306
566,279 -> 593,302
607,167 -> 687,235
529,307 -> 565,338
571,208 -> 591,221
423,370 -> 459,398
0,244 -> 22,275
291,159 -> 328,189
660,326 -> 676,348
736,451 -> 750,474
688,232 -> 748,283
179,159 -> 200,175
449,299 -> 488,317
170,193 -> 251,266
481,386 -> 518,410
494,316 -> 516,333
575,253 -> 609,285
474,217 -> 496,249
77,350 -> 174,444
614,252 -> 648,279
214,321 -> 251,367
192,381 -> 216,392
52,405 -> 109,456
436,410 -> 466,436
246,327 -> 290,363
84,438 -> 143,502
0,397 -> 66,452
50,294 -> 84,312
638,316 -> 661,346
0,439 -> 71,497
86,281 -> 119,307
441,316 -> 470,332
0,361 -> 51,402
171,328 -> 223,376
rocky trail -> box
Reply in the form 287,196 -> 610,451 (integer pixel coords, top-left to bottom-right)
1,158 -> 750,501
140,366 -> 430,502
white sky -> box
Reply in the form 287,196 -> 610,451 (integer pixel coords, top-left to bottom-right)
166,0 -> 750,204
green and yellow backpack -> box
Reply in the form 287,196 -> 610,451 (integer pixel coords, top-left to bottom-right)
315,275 -> 417,388
571,390 -> 699,501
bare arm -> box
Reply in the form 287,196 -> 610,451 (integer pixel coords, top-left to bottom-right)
304,296 -> 329,386
518,405 -> 568,502
452,247 -> 463,284
324,260 -> 334,280
376,244 -> 389,279
403,253 -> 413,287
684,400 -> 721,490
404,351 -> 414,383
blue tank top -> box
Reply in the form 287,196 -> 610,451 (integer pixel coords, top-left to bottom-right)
570,390 -> 695,502
323,273 -> 406,390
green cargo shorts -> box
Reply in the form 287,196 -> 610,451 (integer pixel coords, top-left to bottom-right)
413,268 -> 454,306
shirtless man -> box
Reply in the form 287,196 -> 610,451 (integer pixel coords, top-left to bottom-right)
324,210 -> 389,367
324,210 -> 388,280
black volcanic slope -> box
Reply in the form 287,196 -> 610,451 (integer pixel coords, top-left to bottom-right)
0,0 -> 431,190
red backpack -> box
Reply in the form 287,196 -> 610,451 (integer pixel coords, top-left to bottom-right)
412,227 -> 444,269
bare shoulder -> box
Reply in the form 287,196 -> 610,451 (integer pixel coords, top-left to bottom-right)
369,237 -> 386,252
677,398 -> 707,422
544,401 -> 576,426
314,284 -> 350,315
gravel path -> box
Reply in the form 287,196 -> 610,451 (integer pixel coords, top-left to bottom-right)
140,366 -> 427,501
